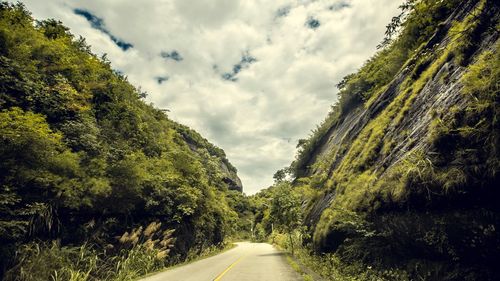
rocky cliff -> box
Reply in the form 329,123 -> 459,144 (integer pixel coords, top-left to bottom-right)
293,0 -> 499,279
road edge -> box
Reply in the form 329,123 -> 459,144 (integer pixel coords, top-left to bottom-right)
136,242 -> 240,280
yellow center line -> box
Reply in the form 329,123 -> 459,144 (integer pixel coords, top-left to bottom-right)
213,255 -> 246,281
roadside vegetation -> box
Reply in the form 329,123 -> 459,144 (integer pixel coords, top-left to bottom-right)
0,3 -> 252,280
255,0 -> 500,280
1,0 -> 498,280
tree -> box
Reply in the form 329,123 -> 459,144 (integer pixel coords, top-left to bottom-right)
272,167 -> 291,183
270,182 -> 302,254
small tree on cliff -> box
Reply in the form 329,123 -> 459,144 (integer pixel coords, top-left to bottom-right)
270,182 -> 302,254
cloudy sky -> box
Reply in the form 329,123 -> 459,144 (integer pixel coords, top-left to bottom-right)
17,0 -> 401,194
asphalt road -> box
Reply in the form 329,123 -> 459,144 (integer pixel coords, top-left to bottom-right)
140,242 -> 303,281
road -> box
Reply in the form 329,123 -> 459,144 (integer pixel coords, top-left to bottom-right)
140,242 -> 303,281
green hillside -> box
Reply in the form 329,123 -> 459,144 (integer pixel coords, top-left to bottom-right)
1,0 -> 499,280
252,0 -> 500,280
0,2 -> 245,280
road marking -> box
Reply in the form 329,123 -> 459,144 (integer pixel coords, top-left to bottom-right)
213,256 -> 245,281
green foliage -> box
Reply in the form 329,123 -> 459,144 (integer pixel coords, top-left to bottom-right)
4,223 -> 175,281
0,2 -> 243,278
270,183 -> 302,232
224,190 -> 254,239
312,0 -> 493,225
291,105 -> 340,177
291,0 -> 463,177
172,122 -> 237,174
292,247 -> 411,281
284,0 -> 500,280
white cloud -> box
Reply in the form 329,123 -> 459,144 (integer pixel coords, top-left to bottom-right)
16,0 -> 401,194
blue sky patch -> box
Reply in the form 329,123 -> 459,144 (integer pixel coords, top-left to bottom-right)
306,17 -> 320,29
329,2 -> 351,11
156,76 -> 169,84
74,8 -> 133,51
160,50 -> 183,61
221,53 -> 257,82
276,6 -> 291,18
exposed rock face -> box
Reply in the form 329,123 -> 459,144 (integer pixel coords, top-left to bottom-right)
220,161 -> 243,192
177,123 -> 243,192
306,0 -> 497,227
305,1 -> 490,181
298,0 -> 499,278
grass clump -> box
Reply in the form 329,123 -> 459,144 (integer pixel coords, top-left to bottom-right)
429,41 -> 499,181
4,222 -> 175,281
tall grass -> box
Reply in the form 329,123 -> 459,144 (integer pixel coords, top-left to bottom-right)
4,222 -> 175,281
272,230 -> 410,281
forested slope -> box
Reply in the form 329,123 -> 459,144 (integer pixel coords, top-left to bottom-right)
0,3 -> 243,280
252,0 -> 499,280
